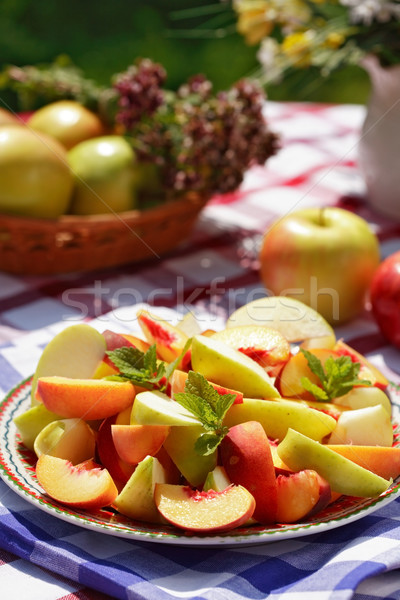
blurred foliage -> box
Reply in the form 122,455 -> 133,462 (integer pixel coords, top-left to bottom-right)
0,0 -> 371,112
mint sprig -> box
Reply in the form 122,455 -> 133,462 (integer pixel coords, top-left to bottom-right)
300,348 -> 371,401
106,338 -> 191,391
174,371 -> 236,456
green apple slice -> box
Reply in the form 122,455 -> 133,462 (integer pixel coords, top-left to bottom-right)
277,428 -> 391,497
163,425 -> 217,487
227,296 -> 335,348
13,404 -> 63,451
191,335 -> 280,399
114,455 -> 167,523
223,398 -> 336,442
203,466 -> 231,492
132,390 -> 200,426
31,324 -> 106,405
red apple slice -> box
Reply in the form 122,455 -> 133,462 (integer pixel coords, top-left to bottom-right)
37,376 -> 136,420
36,454 -> 118,510
154,484 -> 255,532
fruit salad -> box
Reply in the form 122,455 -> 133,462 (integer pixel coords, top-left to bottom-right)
13,297 -> 400,534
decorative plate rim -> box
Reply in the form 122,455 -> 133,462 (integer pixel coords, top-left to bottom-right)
1,376 -> 400,547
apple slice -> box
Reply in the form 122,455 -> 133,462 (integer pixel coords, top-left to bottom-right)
137,309 -> 189,363
277,428 -> 391,497
33,418 -> 96,464
13,404 -> 63,451
163,424 -> 217,487
332,386 -> 391,415
131,390 -> 200,426
154,483 -> 255,532
220,421 -> 277,524
36,454 -> 118,510
275,470 -> 331,523
227,296 -> 336,348
31,324 -> 106,405
37,376 -> 135,420
212,325 -> 291,377
328,404 -> 393,447
223,397 -> 336,442
113,455 -> 167,523
203,465 -> 231,492
191,335 -> 280,399
326,445 -> 400,480
111,423 -> 170,464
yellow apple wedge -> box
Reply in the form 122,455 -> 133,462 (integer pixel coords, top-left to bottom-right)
113,455 -> 167,523
277,429 -> 391,497
34,418 -> 96,465
13,404 -> 63,451
328,404 -> 393,447
37,376 -> 135,420
131,390 -> 200,426
223,397 -> 336,442
191,335 -> 280,399
36,455 -> 118,510
163,425 -> 218,487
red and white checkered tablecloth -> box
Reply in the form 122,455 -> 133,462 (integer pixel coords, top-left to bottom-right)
2,101 -> 400,600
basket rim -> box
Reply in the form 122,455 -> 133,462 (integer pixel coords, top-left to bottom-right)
0,191 -> 209,227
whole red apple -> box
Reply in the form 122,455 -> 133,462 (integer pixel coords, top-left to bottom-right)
370,250 -> 400,348
259,207 -> 380,325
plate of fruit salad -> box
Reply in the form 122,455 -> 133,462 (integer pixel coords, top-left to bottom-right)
1,297 -> 400,547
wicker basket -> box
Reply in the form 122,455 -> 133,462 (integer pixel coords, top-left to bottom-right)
0,192 -> 209,276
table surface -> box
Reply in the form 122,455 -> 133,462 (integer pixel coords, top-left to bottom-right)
2,101 -> 400,600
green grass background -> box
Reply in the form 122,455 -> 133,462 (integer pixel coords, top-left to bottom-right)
0,0 -> 371,108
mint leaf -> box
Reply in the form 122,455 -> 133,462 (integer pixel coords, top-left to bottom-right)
195,432 -> 226,456
106,344 -> 167,389
300,348 -> 326,384
301,377 -> 329,401
174,371 -> 236,456
299,348 -> 371,401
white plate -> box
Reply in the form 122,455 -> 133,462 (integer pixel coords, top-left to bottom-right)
1,377 -> 400,547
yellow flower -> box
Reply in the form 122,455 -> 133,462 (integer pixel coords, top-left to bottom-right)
324,31 -> 345,49
281,30 -> 315,67
234,1 -> 275,44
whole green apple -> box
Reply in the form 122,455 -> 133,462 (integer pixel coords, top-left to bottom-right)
28,100 -> 105,150
259,207 -> 380,325
68,135 -> 139,215
0,125 -> 74,218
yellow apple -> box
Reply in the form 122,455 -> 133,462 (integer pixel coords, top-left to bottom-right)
259,208 -> 380,325
28,100 -> 105,150
68,135 -> 138,215
0,125 -> 73,218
